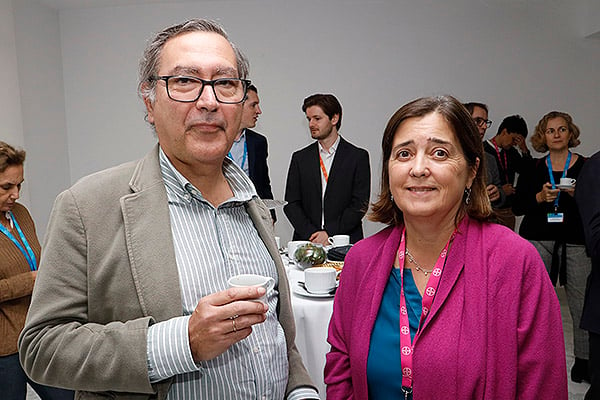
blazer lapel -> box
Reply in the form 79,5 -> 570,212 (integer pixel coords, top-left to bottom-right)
121,147 -> 182,321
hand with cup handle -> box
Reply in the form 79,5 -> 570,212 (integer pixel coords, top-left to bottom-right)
537,182 -> 560,203
188,287 -> 268,362
309,230 -> 329,246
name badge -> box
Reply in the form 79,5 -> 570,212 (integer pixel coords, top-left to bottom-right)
547,213 -> 564,223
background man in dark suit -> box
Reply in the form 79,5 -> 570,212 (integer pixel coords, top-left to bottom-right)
575,150 -> 600,400
284,93 -> 370,245
229,84 -> 276,220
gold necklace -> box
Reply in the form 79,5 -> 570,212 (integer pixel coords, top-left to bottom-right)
405,248 -> 433,276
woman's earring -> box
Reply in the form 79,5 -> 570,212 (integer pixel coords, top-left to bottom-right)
464,187 -> 472,205
390,193 -> 394,203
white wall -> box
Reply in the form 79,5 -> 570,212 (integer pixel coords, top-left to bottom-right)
0,0 -> 30,205
13,0 -> 70,239
10,0 -> 600,242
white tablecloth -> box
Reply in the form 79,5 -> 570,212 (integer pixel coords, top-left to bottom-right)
283,255 -> 335,399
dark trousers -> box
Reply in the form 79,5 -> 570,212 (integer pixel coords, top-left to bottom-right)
590,332 -> 600,400
0,353 -> 74,400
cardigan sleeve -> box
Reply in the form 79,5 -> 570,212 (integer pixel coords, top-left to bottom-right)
515,245 -> 568,399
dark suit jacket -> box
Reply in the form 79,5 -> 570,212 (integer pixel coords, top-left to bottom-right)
284,137 -> 370,243
245,129 -> 276,222
483,140 -> 532,208
575,150 -> 600,334
246,129 -> 274,201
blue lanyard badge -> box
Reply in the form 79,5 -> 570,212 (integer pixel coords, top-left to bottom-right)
546,152 -> 571,223
0,211 -> 37,271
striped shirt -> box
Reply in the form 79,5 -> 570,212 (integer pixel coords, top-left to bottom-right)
146,149 -> 317,399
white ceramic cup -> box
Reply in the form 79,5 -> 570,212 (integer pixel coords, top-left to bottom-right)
304,267 -> 337,294
559,177 -> 576,187
328,234 -> 350,247
227,274 -> 275,304
287,240 -> 310,260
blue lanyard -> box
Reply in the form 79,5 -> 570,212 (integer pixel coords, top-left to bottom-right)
227,138 -> 247,171
0,211 -> 37,271
546,151 -> 571,211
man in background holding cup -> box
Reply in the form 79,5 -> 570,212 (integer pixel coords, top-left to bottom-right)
19,19 -> 318,400
284,93 -> 371,245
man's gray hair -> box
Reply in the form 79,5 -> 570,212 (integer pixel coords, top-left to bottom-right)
138,18 -> 249,104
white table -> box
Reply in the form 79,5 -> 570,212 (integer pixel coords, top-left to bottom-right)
283,256 -> 335,399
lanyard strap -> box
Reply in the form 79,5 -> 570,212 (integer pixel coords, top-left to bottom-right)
0,211 -> 37,271
546,151 -> 572,211
491,139 -> 509,184
398,227 -> 454,391
227,139 -> 248,171
319,154 -> 329,182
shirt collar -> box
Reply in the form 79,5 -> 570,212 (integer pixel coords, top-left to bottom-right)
319,135 -> 341,156
158,146 -> 256,206
233,129 -> 247,144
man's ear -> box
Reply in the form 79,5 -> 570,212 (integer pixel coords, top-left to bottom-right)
143,95 -> 155,124
331,114 -> 339,126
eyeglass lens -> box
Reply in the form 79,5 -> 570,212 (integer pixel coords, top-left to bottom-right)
166,76 -> 246,103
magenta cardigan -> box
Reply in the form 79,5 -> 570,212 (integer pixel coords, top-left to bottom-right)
325,217 -> 567,399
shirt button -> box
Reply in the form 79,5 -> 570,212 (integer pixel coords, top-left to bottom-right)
253,346 -> 260,353
184,193 -> 191,201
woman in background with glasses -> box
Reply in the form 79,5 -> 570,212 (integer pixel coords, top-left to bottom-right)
0,141 -> 73,400
513,111 -> 592,384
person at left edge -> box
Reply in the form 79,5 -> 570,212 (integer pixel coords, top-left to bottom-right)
0,141 -> 74,400
229,84 -> 277,222
324,95 -> 567,399
18,19 -> 318,400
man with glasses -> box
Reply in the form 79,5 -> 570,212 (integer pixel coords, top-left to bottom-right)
464,102 -> 505,209
229,84 -> 276,222
483,114 -> 532,230
284,93 -> 370,245
19,19 -> 318,400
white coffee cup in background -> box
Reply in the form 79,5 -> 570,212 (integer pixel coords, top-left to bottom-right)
227,274 -> 275,304
287,240 -> 310,259
559,177 -> 576,187
328,234 -> 350,247
304,267 -> 337,294
275,236 -> 281,250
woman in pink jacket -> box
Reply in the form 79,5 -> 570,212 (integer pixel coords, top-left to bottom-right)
324,95 -> 567,399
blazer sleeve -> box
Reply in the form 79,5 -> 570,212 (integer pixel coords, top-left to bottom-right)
333,148 -> 370,235
485,153 -> 506,208
18,189 -> 156,393
576,155 -> 600,259
284,152 -> 321,239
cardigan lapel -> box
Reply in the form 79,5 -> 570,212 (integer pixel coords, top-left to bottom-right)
120,146 -> 182,322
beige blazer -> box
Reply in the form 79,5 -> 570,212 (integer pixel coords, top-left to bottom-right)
18,145 -> 314,399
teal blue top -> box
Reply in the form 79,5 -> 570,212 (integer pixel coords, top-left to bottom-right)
366,268 -> 422,399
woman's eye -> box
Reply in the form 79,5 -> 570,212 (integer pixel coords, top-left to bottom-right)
394,150 -> 410,159
433,149 -> 448,158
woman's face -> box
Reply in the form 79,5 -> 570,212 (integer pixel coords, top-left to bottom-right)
0,165 -> 24,213
388,112 -> 477,224
544,117 -> 571,152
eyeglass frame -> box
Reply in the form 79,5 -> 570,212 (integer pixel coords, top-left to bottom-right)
152,75 -> 251,104
474,117 -> 492,128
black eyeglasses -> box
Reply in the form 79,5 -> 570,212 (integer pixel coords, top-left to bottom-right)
474,117 -> 492,128
153,75 -> 250,104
